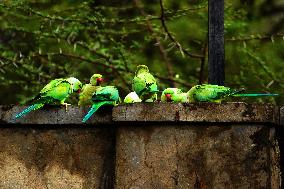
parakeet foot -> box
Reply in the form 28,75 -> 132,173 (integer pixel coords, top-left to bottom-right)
61,103 -> 71,111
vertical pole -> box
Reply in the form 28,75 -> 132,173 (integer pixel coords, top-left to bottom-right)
208,0 -> 225,85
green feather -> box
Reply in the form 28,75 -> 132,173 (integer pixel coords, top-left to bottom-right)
78,85 -> 102,106
233,93 -> 278,97
14,77 -> 82,119
82,101 -> 113,123
187,84 -> 278,103
161,88 -> 188,103
132,65 -> 158,102
15,103 -> 44,119
82,86 -> 120,123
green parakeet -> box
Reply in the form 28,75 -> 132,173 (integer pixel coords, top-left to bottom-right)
187,84 -> 278,103
15,77 -> 82,119
132,65 -> 159,102
78,74 -> 103,106
82,86 -> 120,123
161,88 -> 189,103
124,92 -> 142,103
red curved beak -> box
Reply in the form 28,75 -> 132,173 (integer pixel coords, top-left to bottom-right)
96,77 -> 103,85
77,89 -> 81,94
165,94 -> 172,102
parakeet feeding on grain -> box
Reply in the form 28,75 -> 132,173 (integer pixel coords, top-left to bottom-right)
161,88 -> 189,103
132,65 -> 159,102
78,74 -> 103,106
15,77 -> 82,119
82,86 -> 120,123
124,92 -> 142,103
187,84 -> 278,103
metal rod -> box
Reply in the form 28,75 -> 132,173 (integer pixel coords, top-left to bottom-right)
208,0 -> 225,85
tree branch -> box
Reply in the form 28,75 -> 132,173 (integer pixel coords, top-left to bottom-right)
133,0 -> 176,87
158,0 -> 204,59
198,42 -> 208,84
226,33 -> 284,42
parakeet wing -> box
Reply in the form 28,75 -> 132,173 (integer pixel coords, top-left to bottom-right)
44,82 -> 72,101
92,86 -> 119,102
193,84 -> 234,101
132,73 -> 157,95
39,78 -> 66,94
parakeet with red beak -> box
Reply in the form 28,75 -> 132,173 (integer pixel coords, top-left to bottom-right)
161,88 -> 189,102
15,77 -> 82,119
187,84 -> 278,103
132,65 -> 159,102
78,74 -> 103,106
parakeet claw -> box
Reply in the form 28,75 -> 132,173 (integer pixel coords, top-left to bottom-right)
61,103 -> 71,111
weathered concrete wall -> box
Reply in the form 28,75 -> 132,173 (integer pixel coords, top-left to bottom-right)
116,125 -> 280,189
0,128 -> 116,189
1,102 -> 279,124
0,103 -> 282,189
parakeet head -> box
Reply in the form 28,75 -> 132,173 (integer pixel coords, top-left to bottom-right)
67,77 -> 82,92
163,88 -> 174,102
162,88 -> 181,102
135,65 -> 149,75
90,74 -> 103,86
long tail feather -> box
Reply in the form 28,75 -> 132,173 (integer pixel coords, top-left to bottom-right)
233,93 -> 278,97
230,88 -> 246,96
82,101 -> 113,123
15,103 -> 44,119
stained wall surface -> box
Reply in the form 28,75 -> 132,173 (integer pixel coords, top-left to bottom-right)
0,103 -> 282,189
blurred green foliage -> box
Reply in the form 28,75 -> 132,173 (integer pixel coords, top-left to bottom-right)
0,0 -> 283,104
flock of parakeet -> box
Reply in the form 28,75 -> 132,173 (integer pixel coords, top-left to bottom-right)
14,65 -> 279,123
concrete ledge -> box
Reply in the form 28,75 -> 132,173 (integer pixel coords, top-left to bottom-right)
113,102 -> 279,123
0,105 -> 113,124
0,103 -> 282,188
0,102 -> 280,124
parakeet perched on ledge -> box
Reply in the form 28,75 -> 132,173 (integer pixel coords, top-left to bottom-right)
132,65 -> 159,102
187,84 -> 278,103
82,86 -> 120,123
161,88 -> 189,103
78,74 -> 103,106
15,77 -> 82,119
124,92 -> 142,103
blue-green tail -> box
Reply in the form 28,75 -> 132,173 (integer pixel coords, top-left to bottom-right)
82,101 -> 113,123
233,93 -> 279,97
15,103 -> 44,119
